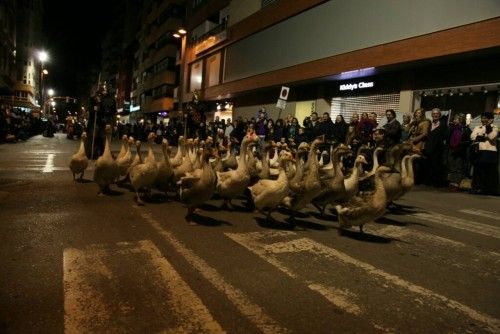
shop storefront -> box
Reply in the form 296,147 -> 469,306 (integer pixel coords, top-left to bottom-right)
414,83 -> 500,120
329,75 -> 403,123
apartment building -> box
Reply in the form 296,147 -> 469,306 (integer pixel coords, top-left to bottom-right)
0,0 -> 43,113
181,0 -> 500,123
128,0 -> 186,124
0,0 -> 16,96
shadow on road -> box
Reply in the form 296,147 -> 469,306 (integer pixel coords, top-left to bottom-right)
338,228 -> 394,243
188,213 -> 233,227
75,178 -> 93,184
375,216 -> 429,227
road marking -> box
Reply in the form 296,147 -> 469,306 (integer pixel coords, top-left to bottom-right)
139,211 -> 289,334
459,209 -> 500,221
228,231 -> 500,333
409,212 -> 500,239
42,153 -> 54,173
374,225 -> 500,261
369,225 -> 500,278
226,231 -> 392,332
64,240 -> 224,333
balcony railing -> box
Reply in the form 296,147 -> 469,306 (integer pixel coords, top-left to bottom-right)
189,18 -> 228,46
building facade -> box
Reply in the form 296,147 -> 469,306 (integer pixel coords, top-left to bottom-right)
1,0 -> 44,115
180,0 -> 500,123
128,0 -> 186,124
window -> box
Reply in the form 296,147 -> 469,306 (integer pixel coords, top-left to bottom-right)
153,84 -> 175,100
189,60 -> 203,92
204,52 -> 221,87
155,57 -> 175,73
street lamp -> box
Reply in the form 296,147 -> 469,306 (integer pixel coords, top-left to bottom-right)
38,51 -> 49,114
173,28 -> 187,136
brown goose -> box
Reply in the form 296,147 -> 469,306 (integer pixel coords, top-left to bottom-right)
179,148 -> 217,221
69,131 -> 89,181
282,136 -> 324,223
248,150 -> 294,221
216,132 -> 259,209
335,165 -> 392,233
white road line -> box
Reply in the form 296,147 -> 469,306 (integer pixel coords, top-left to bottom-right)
410,212 -> 500,239
263,236 -> 500,333
42,153 -> 54,173
459,209 -> 500,221
63,246 -> 113,333
136,241 -> 225,333
64,240 -> 224,333
139,211 -> 289,334
374,225 -> 500,261
225,232 -> 394,332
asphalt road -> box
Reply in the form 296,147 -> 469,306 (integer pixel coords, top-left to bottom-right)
0,133 -> 499,333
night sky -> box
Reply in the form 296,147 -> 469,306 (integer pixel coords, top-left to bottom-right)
42,0 -> 117,99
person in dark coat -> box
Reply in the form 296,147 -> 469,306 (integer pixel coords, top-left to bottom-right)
332,114 -> 348,145
422,108 -> 449,187
382,109 -> 402,148
447,113 -> 471,190
86,84 -> 116,159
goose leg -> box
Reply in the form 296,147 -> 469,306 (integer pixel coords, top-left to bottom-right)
186,206 -> 195,222
79,171 -> 84,180
266,209 -> 273,222
135,191 -> 144,205
72,172 -> 76,181
359,224 -> 364,233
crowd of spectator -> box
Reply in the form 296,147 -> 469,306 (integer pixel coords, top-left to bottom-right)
116,107 -> 498,195
0,107 -> 45,143
2,103 -> 498,195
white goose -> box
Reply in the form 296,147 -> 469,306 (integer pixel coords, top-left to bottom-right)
93,125 -> 119,194
282,136 -> 324,222
249,150 -> 294,221
339,154 -> 368,203
336,165 -> 392,233
170,136 -> 186,168
397,153 -> 420,199
173,138 -> 195,184
179,148 -> 217,221
216,131 -> 259,208
221,141 -> 238,171
128,140 -> 142,176
116,134 -> 128,160
312,144 -> 352,215
69,131 -> 89,181
154,138 -> 174,195
116,136 -> 134,181
129,132 -> 159,205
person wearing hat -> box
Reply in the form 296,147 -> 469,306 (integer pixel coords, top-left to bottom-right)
470,111 -> 498,195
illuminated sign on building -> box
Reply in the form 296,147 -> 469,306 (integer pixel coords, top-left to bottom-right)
339,81 -> 374,91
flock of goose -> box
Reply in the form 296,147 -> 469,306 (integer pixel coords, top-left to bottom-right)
69,124 -> 420,233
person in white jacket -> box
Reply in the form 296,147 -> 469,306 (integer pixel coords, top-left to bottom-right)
470,111 -> 498,195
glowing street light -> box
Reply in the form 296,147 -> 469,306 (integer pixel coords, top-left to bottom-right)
47,88 -> 55,97
37,50 -> 49,113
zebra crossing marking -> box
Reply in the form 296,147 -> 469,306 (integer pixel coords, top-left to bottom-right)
139,211 -> 290,334
227,231 -> 500,333
63,240 -> 224,333
409,211 -> 500,239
